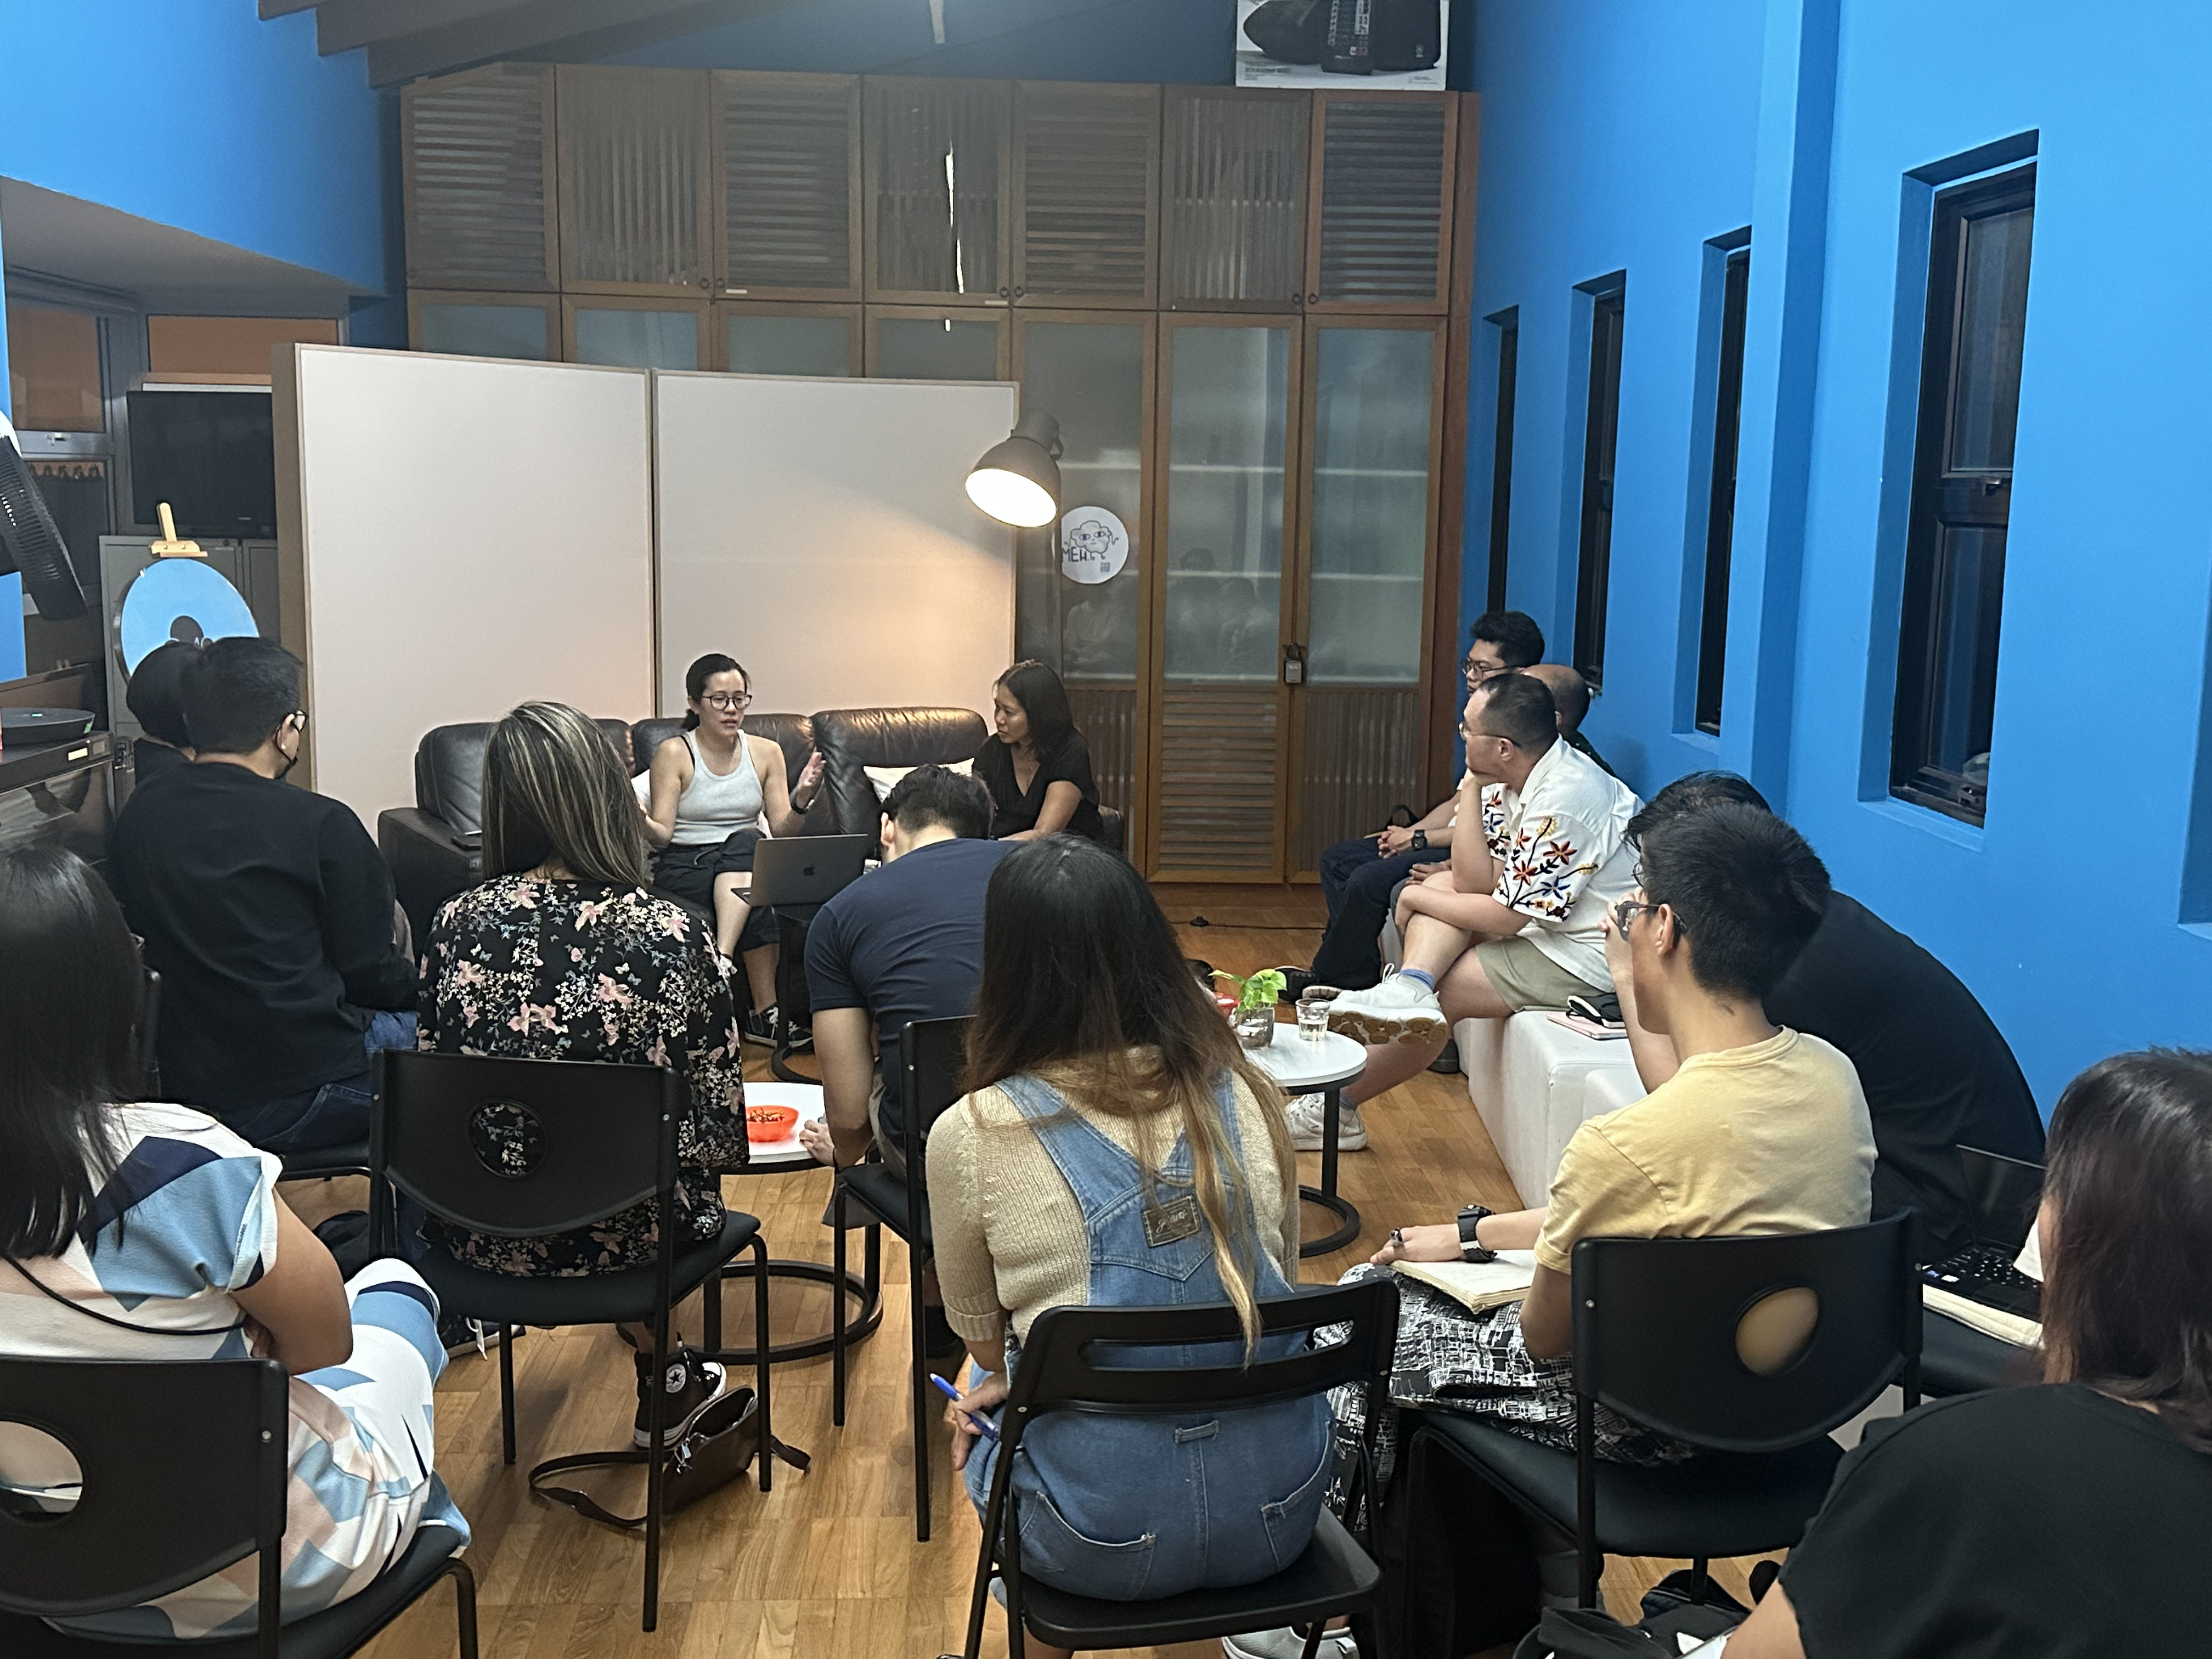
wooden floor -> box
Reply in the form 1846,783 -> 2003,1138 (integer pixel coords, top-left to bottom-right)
335,884 -> 1768,1659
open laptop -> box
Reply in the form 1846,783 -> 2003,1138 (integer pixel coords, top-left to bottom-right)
1919,1146 -> 2045,1319
746,833 -> 871,912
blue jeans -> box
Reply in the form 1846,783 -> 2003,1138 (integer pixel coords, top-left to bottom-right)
226,1011 -> 417,1155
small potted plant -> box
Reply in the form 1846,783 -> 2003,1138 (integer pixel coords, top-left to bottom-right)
1212,968 -> 1284,1051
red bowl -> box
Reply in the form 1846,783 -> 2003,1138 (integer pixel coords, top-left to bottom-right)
745,1103 -> 800,1143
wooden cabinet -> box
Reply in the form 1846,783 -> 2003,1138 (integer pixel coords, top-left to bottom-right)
1161,88 -> 1310,313
557,66 -> 713,296
1306,92 -> 1458,313
713,72 -> 861,302
1012,83 -> 1159,309
402,63 -> 559,293
864,77 -> 1011,305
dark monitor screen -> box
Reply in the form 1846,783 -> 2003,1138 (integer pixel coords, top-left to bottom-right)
128,390 -> 277,539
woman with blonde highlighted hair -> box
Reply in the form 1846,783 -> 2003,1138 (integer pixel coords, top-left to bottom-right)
419,701 -> 747,1444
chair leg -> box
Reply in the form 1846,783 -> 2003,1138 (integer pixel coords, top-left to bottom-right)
498,1321 -> 517,1467
751,1233 -> 774,1494
1297,1624 -> 1327,1659
642,1322 -> 669,1632
832,1184 -> 849,1427
909,1251 -> 932,1543
702,1265 -> 724,1354
445,1555 -> 480,1659
1689,1556 -> 1711,1606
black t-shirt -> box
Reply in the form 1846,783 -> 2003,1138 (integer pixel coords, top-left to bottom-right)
973,730 -> 1103,841
130,738 -> 190,787
1782,1385 -> 2212,1658
111,761 -> 416,1115
802,836 -> 1016,1147
1764,893 -> 2044,1260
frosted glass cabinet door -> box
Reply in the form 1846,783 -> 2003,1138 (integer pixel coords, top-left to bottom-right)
415,301 -> 552,360
725,312 -> 854,375
869,315 -> 1004,380
571,307 -> 701,369
1306,325 -> 1438,685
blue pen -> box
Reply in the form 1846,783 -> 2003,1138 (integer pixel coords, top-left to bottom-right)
929,1372 -> 1000,1438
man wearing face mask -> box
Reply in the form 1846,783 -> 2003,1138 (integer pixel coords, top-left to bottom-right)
112,636 -> 417,1154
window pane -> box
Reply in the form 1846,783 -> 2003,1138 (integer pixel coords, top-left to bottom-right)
1575,290 -> 1625,686
872,317 -> 998,380
1163,326 -> 1288,682
725,314 -> 850,376
5,304 -> 103,431
1014,323 -> 1143,683
418,303 -> 550,360
1922,524 -> 2006,784
1948,203 -> 2034,472
1696,248 -> 1751,735
1308,327 -> 1434,686
573,308 -> 697,369
1485,315 -> 1517,612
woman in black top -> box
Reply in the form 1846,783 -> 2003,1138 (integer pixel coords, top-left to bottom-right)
1726,1048 -> 2212,1659
973,660 -> 1103,843
125,639 -> 198,785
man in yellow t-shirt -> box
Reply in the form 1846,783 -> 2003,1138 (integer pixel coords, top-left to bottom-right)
1348,801 -> 1875,1469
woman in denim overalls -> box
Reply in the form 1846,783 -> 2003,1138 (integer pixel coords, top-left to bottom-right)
928,837 -> 1323,1659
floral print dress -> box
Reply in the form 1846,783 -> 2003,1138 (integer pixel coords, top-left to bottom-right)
417,875 -> 747,1275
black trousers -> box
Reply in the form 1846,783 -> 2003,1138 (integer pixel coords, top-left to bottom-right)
1310,837 -> 1432,990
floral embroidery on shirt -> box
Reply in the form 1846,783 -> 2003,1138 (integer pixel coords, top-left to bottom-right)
1483,794 -> 1604,922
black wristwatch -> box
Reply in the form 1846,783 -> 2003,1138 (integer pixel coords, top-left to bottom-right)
1410,828 -> 1429,851
1457,1204 -> 1496,1263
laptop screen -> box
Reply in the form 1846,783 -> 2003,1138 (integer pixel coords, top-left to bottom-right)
1959,1145 -> 2045,1253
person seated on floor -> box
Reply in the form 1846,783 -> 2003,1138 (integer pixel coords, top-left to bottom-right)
799,764 -> 1014,1373
1296,611 -> 1548,998
973,659 -> 1105,843
931,837 -> 1316,1655
1612,772 -> 2045,1260
123,636 -> 200,786
1726,1048 -> 2212,1659
420,701 -> 748,1445
1311,672 -> 1640,1151
0,844 -> 465,1641
644,652 -> 828,1044
110,636 -> 416,1155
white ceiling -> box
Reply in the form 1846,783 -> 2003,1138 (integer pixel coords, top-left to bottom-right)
1,178 -> 368,315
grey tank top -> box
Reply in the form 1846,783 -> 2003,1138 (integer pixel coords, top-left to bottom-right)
670,730 -> 765,845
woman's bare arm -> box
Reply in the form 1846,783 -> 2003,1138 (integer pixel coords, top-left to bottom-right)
644,737 -> 690,849
231,1200 -> 352,1375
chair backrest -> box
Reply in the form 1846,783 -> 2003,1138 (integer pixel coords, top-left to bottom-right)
810,707 -> 990,840
1006,1280 -> 1400,1425
372,1048 -> 682,1242
1571,1212 -> 1920,1454
896,1015 -> 970,1232
0,1356 -> 286,1640
414,719 -> 636,836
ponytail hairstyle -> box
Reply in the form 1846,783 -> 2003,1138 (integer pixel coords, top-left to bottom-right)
964,836 -> 1293,1355
682,652 -> 750,732
0,846 -> 149,1258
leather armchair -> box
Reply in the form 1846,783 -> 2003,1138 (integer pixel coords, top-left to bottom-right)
810,706 -> 991,851
628,713 -> 831,837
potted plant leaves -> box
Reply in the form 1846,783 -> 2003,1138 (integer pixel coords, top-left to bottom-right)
1212,968 -> 1285,1051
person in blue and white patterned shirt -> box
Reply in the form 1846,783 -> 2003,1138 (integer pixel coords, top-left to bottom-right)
0,844 -> 465,1643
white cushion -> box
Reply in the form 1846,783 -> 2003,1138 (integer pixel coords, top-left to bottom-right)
1454,1012 -> 1645,1207
633,770 -> 652,806
863,758 -> 974,800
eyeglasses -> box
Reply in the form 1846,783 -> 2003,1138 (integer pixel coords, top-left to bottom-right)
699,692 -> 753,710
1462,657 -> 1510,684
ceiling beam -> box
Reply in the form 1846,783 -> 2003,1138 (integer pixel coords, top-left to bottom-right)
364,0 -> 817,86
315,0 -> 528,57
257,0 -> 321,18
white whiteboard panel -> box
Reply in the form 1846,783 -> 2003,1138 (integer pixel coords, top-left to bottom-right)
654,372 -> 1016,720
280,346 -> 654,825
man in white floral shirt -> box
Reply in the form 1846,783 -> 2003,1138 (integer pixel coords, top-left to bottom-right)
1324,671 -> 1640,1119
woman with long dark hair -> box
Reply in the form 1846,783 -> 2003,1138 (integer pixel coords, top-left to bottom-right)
928,837 -> 1317,1655
1727,1048 -> 2212,1657
973,659 -> 1103,842
0,845 -> 462,1641
645,652 -> 826,1039
421,701 -> 747,1443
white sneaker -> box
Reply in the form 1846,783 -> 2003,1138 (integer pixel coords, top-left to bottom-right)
1323,972 -> 1449,1047
1224,1628 -> 1358,1659
1285,1092 -> 1368,1153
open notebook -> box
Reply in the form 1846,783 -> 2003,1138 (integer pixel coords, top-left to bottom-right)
1392,1249 -> 1537,1312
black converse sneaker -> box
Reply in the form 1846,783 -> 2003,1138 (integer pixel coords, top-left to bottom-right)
741,1005 -> 780,1047
633,1346 -> 725,1447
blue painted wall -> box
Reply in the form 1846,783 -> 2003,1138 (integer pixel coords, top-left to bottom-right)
1468,0 -> 2212,1105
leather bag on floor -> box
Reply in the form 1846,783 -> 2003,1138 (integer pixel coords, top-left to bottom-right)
530,1386 -> 809,1528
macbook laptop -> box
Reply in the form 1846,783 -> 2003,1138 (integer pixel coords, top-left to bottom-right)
1919,1146 -> 2044,1319
746,833 -> 871,911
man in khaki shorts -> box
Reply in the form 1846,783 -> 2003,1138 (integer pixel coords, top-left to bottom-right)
1321,672 -> 1640,1141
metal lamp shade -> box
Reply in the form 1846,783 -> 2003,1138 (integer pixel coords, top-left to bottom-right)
964,411 -> 1062,528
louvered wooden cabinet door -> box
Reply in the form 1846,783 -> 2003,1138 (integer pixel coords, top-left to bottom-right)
1012,82 -> 1159,309
714,72 -> 861,301
557,66 -> 713,296
1306,92 -> 1456,313
865,77 -> 1011,305
403,63 -> 558,292
1161,88 -> 1308,313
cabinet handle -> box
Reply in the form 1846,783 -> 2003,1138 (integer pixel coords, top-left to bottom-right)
1308,292 -> 1320,303
998,285 -> 1011,298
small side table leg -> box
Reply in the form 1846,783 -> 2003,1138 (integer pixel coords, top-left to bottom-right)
1299,1083 -> 1361,1259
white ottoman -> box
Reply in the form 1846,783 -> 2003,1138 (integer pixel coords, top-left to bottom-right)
1454,1013 -> 1645,1206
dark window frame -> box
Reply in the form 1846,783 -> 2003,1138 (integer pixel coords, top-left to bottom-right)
1484,309 -> 1518,612
1694,245 -> 1751,735
1889,161 -> 2036,825
1572,284 -> 1626,689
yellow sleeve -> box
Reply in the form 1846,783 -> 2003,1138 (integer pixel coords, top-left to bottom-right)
923,1095 -> 1005,1343
1534,1122 -> 1668,1276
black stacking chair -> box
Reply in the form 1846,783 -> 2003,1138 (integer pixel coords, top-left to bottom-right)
830,1014 -> 969,1540
956,1282 -> 1399,1659
1409,1212 -> 1920,1615
1921,1307 -> 2035,1397
0,1356 -> 475,1659
369,1048 -> 771,1632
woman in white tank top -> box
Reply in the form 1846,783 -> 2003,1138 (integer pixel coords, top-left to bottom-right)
645,653 -> 825,1040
